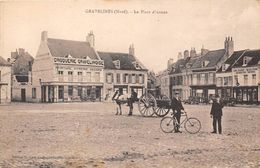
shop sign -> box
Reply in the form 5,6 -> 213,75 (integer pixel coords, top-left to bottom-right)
54,57 -> 104,67
233,67 -> 258,74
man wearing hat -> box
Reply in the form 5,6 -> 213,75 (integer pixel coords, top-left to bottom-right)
210,96 -> 224,134
171,92 -> 184,133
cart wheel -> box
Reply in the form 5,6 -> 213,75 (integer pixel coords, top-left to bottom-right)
154,107 -> 170,117
138,93 -> 156,117
184,118 -> 201,134
160,117 -> 175,133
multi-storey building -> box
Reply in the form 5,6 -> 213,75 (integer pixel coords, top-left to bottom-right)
8,48 -> 34,102
98,45 -> 148,101
31,31 -> 104,102
189,37 -> 234,100
216,50 -> 247,99
0,56 -> 11,104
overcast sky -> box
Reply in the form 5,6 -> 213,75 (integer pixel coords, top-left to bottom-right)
1,0 -> 260,72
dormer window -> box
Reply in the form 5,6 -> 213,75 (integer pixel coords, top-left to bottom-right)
243,56 -> 252,66
133,61 -> 141,69
222,64 -> 229,71
202,60 -> 209,67
113,60 -> 120,69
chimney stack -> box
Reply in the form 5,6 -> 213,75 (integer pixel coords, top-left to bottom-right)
129,44 -> 135,56
18,48 -> 25,56
167,58 -> 174,69
177,52 -> 183,60
183,50 -> 189,59
86,31 -> 95,47
190,47 -> 196,57
41,31 -> 48,42
224,36 -> 234,57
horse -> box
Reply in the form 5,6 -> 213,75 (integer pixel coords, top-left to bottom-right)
112,91 -> 132,115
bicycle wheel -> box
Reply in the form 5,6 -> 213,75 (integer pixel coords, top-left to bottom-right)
160,117 -> 175,133
184,118 -> 201,134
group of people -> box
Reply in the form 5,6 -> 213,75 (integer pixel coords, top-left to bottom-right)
112,89 -> 224,134
170,93 -> 224,134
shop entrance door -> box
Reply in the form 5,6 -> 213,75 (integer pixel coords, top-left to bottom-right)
21,89 -> 26,102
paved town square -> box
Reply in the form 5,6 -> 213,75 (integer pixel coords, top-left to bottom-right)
0,103 -> 259,168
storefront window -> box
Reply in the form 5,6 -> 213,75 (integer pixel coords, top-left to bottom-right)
78,86 -> 82,97
68,86 -> 73,96
32,88 -> 36,98
58,86 -> 64,99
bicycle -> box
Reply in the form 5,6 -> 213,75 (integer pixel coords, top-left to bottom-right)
160,111 -> 201,134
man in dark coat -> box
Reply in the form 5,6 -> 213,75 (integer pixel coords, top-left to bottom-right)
128,89 -> 138,116
171,93 -> 184,133
210,97 -> 224,134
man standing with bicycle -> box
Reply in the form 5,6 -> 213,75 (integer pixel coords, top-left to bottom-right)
210,96 -> 224,134
171,93 -> 184,133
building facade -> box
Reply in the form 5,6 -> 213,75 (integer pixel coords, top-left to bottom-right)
31,31 -> 104,102
0,56 -> 11,104
99,45 -> 148,101
8,48 -> 34,102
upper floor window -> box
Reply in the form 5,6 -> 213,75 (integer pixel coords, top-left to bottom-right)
252,74 -> 256,85
116,73 -> 121,83
78,72 -> 82,76
0,70 -> 2,81
244,75 -> 248,85
58,71 -> 63,75
68,71 -> 73,75
106,73 -> 113,83
95,72 -> 100,82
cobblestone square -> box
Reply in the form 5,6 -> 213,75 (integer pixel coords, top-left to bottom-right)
0,103 -> 259,167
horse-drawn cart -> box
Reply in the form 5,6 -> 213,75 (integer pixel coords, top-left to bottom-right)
138,90 -> 172,117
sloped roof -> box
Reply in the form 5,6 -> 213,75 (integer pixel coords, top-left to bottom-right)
232,49 -> 260,68
169,58 -> 189,74
47,38 -> 99,60
12,53 -> 34,75
98,52 -> 147,71
217,50 -> 246,72
191,49 -> 226,69
0,56 -> 11,66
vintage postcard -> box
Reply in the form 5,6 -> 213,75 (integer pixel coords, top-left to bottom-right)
0,0 -> 260,167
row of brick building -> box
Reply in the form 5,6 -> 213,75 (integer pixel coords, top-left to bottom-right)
157,37 -> 260,104
0,31 -> 149,103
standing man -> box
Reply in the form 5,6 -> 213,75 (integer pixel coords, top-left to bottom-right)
210,96 -> 224,134
171,93 -> 184,133
128,89 -> 138,116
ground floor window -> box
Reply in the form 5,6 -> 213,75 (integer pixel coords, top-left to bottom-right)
233,87 -> 258,103
68,86 -> 73,96
58,86 -> 64,100
32,88 -> 36,98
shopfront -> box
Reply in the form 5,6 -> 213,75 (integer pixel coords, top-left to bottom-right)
233,86 -> 258,104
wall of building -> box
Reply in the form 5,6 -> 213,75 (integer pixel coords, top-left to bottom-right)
0,66 -> 11,104
103,69 -> 147,101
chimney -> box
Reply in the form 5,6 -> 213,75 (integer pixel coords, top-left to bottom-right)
129,44 -> 135,56
201,45 -> 209,56
224,36 -> 234,57
86,31 -> 95,47
41,31 -> 48,42
177,52 -> 183,60
190,47 -> 196,57
11,51 -> 18,59
18,48 -> 25,56
183,50 -> 189,59
167,58 -> 174,69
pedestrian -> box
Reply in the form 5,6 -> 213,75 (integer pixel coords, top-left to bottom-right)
171,93 -> 184,133
210,96 -> 224,134
128,89 -> 138,116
